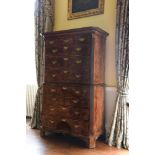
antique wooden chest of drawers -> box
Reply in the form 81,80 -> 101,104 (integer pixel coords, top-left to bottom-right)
40,27 -> 108,148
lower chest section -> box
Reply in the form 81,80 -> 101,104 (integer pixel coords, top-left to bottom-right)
41,84 -> 92,137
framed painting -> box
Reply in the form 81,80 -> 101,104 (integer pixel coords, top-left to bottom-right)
68,0 -> 105,20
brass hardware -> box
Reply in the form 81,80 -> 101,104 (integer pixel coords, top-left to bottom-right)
63,39 -> 69,43
74,125 -> 80,128
52,61 -> 57,64
64,46 -> 68,50
72,100 -> 79,104
79,38 -> 85,42
50,120 -> 54,124
61,119 -> 66,122
52,49 -> 58,53
64,57 -> 69,61
64,70 -> 69,74
62,107 -> 67,110
62,87 -> 67,90
75,90 -> 80,94
76,60 -> 82,64
52,98 -> 57,101
52,74 -> 56,78
50,108 -> 55,111
75,47 -> 82,52
74,112 -> 80,115
75,74 -> 81,78
51,89 -> 56,92
49,41 -> 54,44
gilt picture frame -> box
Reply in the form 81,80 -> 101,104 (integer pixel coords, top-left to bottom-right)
68,0 -> 105,20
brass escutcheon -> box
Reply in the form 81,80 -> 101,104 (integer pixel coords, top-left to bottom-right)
79,38 -> 85,42
49,41 -> 54,44
52,49 -> 58,53
75,47 -> 81,52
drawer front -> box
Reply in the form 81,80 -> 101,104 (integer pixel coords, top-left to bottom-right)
75,33 -> 92,45
41,114 -> 57,129
45,55 -> 90,69
71,121 -> 89,136
46,44 -> 91,57
44,67 -> 90,84
43,84 -> 90,97
45,33 -> 92,57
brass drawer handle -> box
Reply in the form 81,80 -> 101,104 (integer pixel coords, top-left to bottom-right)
79,38 -> 85,42
51,89 -> 56,92
74,125 -> 80,128
64,46 -> 68,50
52,61 -> 57,64
75,74 -> 81,78
63,39 -> 69,43
74,111 -> 80,115
75,60 -> 82,64
75,47 -> 82,52
52,98 -> 57,101
52,49 -> 58,53
52,74 -> 56,78
49,41 -> 54,44
72,100 -> 79,104
61,119 -> 66,122
64,70 -> 69,74
64,57 -> 69,61
50,108 -> 55,111
61,107 -> 67,110
50,120 -> 54,124
75,90 -> 80,94
62,87 -> 67,90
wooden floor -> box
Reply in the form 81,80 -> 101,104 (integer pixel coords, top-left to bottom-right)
26,119 -> 128,155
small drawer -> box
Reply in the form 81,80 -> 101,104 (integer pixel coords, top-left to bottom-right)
71,56 -> 90,70
71,121 -> 88,136
76,33 -> 92,44
70,70 -> 90,83
43,85 -> 62,96
71,110 -> 80,120
71,86 -> 89,97
61,37 -> 73,45
58,106 -> 72,118
46,47 -> 62,56
43,119 -> 56,129
72,45 -> 90,56
44,68 -> 62,82
61,45 -> 73,56
45,56 -> 63,68
72,122 -> 81,135
46,40 -> 56,46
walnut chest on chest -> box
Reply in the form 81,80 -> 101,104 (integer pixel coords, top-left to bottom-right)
40,27 -> 108,148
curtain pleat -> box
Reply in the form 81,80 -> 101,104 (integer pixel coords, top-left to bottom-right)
108,0 -> 129,149
31,0 -> 55,129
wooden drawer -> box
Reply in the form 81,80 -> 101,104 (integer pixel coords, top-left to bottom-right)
41,115 -> 57,129
43,85 -> 62,96
45,56 -> 64,68
75,33 -> 92,44
44,68 -> 90,84
71,121 -> 89,136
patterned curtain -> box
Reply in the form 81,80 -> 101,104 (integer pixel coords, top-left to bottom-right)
108,0 -> 129,149
31,0 -> 55,129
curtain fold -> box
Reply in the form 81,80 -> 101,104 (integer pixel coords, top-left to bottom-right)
31,0 -> 55,129
108,0 -> 129,149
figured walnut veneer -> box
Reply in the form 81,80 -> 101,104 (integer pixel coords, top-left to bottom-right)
40,27 -> 108,148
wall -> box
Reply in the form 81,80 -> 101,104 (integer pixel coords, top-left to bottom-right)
54,0 -> 117,87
